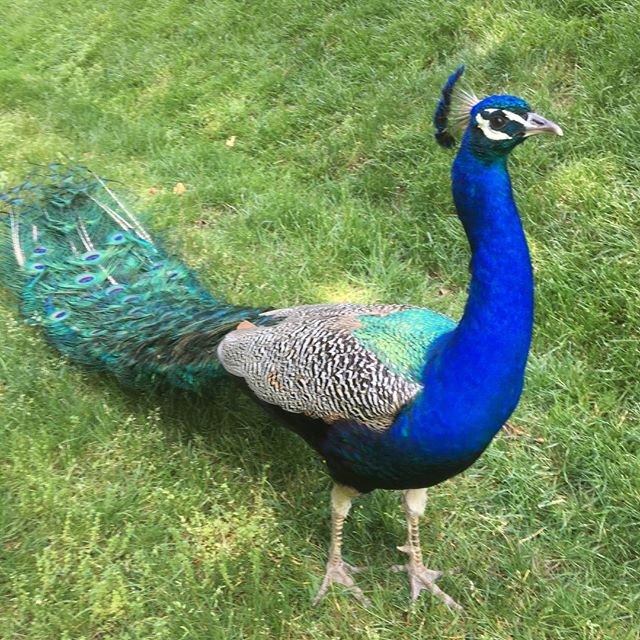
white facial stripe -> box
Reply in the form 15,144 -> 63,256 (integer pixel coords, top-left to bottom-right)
475,108 -> 528,141
502,109 -> 528,126
475,112 -> 512,141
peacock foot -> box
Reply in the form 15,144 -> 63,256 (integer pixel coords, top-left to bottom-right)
392,545 -> 463,612
313,559 -> 370,607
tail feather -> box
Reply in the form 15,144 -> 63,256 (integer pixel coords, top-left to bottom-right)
0,165 -> 267,391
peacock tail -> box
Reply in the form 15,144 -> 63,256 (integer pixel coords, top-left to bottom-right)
0,164 -> 266,391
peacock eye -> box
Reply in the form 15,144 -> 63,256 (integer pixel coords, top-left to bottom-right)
490,114 -> 508,130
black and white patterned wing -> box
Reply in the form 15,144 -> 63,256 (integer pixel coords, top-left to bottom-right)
217,304 -> 422,429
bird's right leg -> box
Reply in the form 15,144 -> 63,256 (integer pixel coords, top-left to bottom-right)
393,488 -> 463,612
313,483 -> 370,606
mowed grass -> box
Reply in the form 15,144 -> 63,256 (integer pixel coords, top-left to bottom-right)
0,0 -> 639,637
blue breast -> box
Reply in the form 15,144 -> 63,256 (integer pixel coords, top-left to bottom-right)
320,142 -> 534,492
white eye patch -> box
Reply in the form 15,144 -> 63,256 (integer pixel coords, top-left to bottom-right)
475,108 -> 527,141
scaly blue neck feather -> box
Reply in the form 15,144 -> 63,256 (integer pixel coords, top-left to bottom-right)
393,137 -> 534,463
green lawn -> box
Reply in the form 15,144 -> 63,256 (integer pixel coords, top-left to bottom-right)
1,1 -> 639,638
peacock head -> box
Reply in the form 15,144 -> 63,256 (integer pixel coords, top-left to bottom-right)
434,65 -> 562,160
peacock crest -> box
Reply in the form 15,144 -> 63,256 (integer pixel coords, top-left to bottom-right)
433,65 -> 479,148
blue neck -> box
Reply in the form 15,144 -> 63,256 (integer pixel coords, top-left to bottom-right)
395,141 -> 534,460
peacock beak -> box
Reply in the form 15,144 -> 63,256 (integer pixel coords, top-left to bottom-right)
523,112 -> 563,137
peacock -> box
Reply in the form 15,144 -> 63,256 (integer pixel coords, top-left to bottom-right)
0,66 -> 562,611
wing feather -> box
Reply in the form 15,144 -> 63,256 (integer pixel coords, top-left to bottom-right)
219,304 -> 455,429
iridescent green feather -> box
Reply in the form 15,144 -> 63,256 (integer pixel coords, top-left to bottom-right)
0,165 -> 267,391
353,308 -> 456,381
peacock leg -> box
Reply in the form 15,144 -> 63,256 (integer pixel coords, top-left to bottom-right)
313,484 -> 370,606
393,488 -> 463,612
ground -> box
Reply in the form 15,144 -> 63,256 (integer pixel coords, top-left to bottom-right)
0,1 -> 638,638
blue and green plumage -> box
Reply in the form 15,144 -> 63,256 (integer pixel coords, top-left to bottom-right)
1,68 -> 562,608
353,308 -> 456,380
0,164 -> 267,390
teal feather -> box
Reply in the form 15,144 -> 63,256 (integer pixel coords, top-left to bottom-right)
0,165 -> 267,391
353,309 -> 456,380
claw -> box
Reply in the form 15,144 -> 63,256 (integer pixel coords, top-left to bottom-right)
392,563 -> 443,580
395,559 -> 464,612
313,560 -> 370,607
394,489 -> 465,613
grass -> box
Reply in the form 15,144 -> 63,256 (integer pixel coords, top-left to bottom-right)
0,0 -> 639,637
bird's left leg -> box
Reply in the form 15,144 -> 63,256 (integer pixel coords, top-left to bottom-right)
313,483 -> 370,606
393,488 -> 463,612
